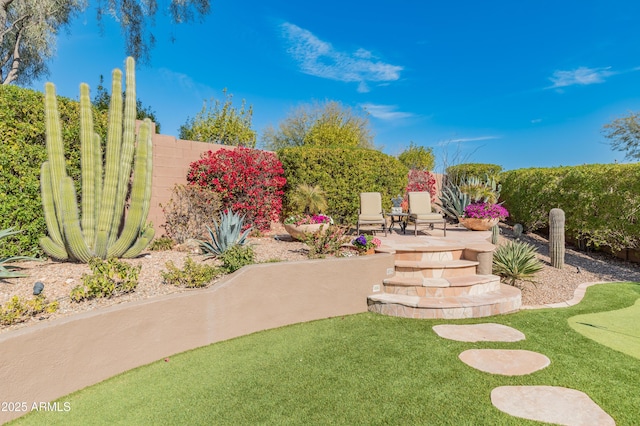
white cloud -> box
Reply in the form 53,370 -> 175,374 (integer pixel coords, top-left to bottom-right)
447,136 -> 500,143
531,118 -> 543,124
549,66 -> 615,88
280,22 -> 403,91
360,103 -> 414,120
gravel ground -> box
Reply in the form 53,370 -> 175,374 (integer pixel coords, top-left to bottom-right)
2,223 -> 639,334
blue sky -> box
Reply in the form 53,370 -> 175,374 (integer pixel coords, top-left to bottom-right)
28,0 -> 640,171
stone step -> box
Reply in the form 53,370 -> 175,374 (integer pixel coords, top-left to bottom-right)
394,259 -> 479,278
367,284 -> 522,319
383,274 -> 501,297
393,245 -> 466,261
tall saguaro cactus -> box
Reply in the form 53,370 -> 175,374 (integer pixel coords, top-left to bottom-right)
39,57 -> 154,262
549,208 -> 565,269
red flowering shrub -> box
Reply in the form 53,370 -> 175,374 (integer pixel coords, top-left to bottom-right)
187,147 -> 286,230
405,169 -> 437,203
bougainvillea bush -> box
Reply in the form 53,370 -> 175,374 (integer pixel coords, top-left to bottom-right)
187,147 -> 286,231
464,202 -> 509,220
406,169 -> 437,203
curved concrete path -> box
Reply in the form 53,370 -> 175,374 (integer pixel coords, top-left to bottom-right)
492,386 -> 615,426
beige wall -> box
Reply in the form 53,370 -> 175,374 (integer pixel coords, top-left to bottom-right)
0,254 -> 394,423
149,134 -> 235,236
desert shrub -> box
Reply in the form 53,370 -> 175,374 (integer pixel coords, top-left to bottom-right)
0,294 -> 59,325
492,240 -> 543,287
70,258 -> 140,302
446,163 -> 502,185
187,147 -> 286,231
302,225 -> 349,259
149,237 -> 175,251
405,169 -> 437,203
500,163 -> 640,251
161,184 -> 222,243
0,85 -> 108,258
162,257 -> 221,288
278,147 -> 408,224
219,245 -> 255,273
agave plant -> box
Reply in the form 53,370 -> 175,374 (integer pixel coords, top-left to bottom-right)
436,183 -> 471,221
492,240 -> 543,288
199,210 -> 252,258
1,228 -> 39,279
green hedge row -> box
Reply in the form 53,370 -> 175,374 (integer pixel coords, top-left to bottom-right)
278,147 -> 408,224
0,85 -> 108,257
446,163 -> 502,184
500,163 -> 640,251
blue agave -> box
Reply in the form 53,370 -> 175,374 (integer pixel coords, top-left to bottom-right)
199,210 -> 252,258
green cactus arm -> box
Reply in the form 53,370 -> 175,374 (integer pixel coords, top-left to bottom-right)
121,227 -> 155,259
79,83 -> 98,247
139,119 -> 153,227
111,57 -> 138,239
96,68 -> 124,253
108,120 -> 152,257
40,162 -> 64,247
60,177 -> 94,263
39,236 -> 69,260
44,83 -> 68,236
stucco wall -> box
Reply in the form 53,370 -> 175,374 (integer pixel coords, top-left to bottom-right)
0,254 -> 394,423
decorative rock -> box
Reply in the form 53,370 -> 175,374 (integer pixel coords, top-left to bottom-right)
459,349 -> 550,375
433,323 -> 525,342
491,386 -> 615,426
174,238 -> 202,254
33,281 -> 44,295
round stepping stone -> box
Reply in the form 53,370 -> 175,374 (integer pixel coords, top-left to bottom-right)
491,386 -> 615,426
459,349 -> 550,375
432,323 -> 525,342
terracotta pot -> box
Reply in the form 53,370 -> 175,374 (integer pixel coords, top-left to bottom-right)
459,217 -> 499,231
364,247 -> 376,255
283,223 -> 325,240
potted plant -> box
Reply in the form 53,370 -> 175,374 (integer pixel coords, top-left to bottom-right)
283,214 -> 333,240
459,202 -> 509,231
351,234 -> 382,255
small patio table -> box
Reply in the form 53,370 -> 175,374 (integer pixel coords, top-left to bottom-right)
386,212 -> 409,234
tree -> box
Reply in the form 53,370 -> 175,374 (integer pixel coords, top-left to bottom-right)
93,75 -> 161,132
1,0 -> 210,85
398,141 -> 435,170
178,89 -> 256,147
602,111 -> 640,160
261,100 -> 374,151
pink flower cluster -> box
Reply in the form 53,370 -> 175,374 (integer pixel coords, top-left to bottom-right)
464,202 -> 509,220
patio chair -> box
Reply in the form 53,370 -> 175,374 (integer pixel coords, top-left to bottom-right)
356,192 -> 387,236
407,191 -> 446,236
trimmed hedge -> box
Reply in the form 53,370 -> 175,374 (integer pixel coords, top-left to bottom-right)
500,163 -> 640,251
0,85 -> 108,257
278,147 -> 408,224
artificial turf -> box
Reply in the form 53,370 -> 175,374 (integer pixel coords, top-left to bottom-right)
11,282 -> 640,425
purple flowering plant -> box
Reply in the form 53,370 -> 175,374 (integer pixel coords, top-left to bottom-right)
351,234 -> 382,252
463,202 -> 509,220
284,214 -> 333,226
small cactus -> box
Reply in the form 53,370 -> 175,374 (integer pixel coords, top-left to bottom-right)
549,208 -> 565,268
513,223 -> 523,239
491,224 -> 500,244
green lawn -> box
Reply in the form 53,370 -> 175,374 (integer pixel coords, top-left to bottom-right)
12,283 -> 640,425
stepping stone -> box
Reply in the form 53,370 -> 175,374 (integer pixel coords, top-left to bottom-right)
459,349 -> 550,375
433,323 -> 525,342
491,386 -> 615,426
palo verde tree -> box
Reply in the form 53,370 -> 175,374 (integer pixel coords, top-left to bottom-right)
602,111 -> 640,160
1,0 -> 211,85
179,88 -> 256,147
40,57 -> 154,262
261,100 -> 375,151
398,141 -> 435,171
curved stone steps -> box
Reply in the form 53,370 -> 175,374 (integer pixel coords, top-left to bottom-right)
367,284 -> 521,319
